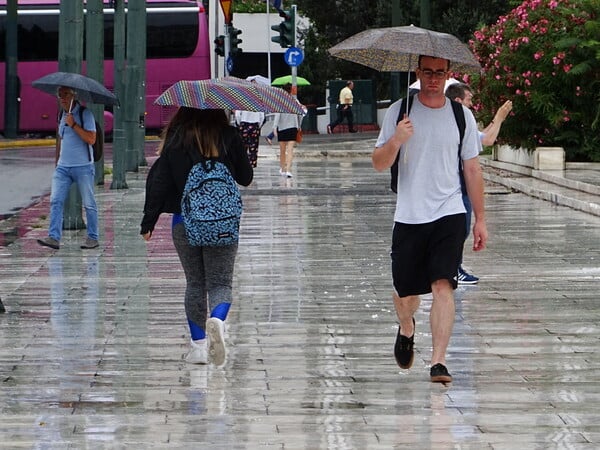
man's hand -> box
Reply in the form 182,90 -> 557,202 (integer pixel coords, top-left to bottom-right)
395,114 -> 414,142
494,100 -> 512,123
65,113 -> 75,128
472,220 -> 488,252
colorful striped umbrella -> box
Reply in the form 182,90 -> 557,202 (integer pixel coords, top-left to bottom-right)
155,78 -> 305,115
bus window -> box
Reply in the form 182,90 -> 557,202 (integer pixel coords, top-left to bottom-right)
0,1 -> 211,134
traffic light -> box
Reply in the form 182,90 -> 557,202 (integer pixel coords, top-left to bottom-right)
214,35 -> 225,57
229,27 -> 243,55
270,9 -> 295,48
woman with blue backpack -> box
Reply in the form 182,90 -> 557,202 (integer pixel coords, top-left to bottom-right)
141,107 -> 253,366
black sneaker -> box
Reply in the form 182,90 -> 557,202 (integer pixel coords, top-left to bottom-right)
430,363 -> 452,383
394,318 -> 415,369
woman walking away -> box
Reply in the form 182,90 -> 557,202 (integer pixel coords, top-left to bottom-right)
234,109 -> 265,167
141,107 -> 253,365
272,84 -> 305,178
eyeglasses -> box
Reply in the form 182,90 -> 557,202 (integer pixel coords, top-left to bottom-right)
56,92 -> 73,99
419,69 -> 448,79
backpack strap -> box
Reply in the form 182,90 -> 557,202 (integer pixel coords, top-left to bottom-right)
449,99 -> 465,158
390,95 -> 414,193
449,99 -> 466,193
58,102 -> 93,162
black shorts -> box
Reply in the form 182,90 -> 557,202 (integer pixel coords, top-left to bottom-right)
277,127 -> 298,142
391,213 -> 466,297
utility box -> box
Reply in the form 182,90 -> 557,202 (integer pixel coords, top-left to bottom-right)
327,79 -> 376,125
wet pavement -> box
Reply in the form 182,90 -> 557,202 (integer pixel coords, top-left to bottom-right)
1,135 -> 600,448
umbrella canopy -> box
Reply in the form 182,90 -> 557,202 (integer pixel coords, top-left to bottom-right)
155,78 -> 305,115
271,75 -> 311,86
32,71 -> 119,106
246,75 -> 271,86
328,25 -> 480,73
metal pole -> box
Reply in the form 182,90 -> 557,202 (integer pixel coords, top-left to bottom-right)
290,5 -> 297,98
266,1 -> 271,82
111,0 -> 128,189
125,0 -> 146,171
224,24 -> 230,76
3,0 -> 18,139
390,0 -> 401,103
86,0 -> 105,185
58,0 -> 85,230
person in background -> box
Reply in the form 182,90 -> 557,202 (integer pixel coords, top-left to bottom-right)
445,82 -> 512,284
372,55 -> 488,383
37,86 -> 99,250
327,80 -> 357,134
141,107 -> 253,366
272,84 -> 304,178
234,109 -> 265,167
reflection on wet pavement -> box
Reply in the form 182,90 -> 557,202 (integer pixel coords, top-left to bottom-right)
0,152 -> 599,448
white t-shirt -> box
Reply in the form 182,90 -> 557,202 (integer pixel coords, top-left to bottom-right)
375,96 -> 482,224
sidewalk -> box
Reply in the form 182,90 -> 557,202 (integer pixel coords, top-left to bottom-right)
1,136 -> 600,447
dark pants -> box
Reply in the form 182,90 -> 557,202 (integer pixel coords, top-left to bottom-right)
329,105 -> 355,132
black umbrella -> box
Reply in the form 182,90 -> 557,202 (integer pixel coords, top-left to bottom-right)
32,72 -> 119,106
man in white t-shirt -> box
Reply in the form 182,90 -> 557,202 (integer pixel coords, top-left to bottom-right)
372,55 -> 488,384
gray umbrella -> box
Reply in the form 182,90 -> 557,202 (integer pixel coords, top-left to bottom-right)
329,25 -> 480,114
32,72 -> 119,106
328,25 -> 480,73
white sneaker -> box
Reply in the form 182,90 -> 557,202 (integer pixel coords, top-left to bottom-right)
279,168 -> 285,176
206,317 -> 226,366
285,171 -> 293,178
185,338 -> 207,364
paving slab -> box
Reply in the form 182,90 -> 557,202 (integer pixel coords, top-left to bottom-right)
0,142 -> 599,448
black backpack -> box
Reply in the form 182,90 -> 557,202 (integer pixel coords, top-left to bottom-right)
390,95 -> 466,193
60,105 -> 104,162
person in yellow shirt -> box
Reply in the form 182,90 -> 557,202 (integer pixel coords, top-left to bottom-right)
327,80 -> 357,134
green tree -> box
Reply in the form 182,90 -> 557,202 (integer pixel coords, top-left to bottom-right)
232,0 -> 511,105
298,0 -> 510,105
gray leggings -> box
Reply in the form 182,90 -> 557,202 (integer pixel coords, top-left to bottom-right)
172,222 -> 238,329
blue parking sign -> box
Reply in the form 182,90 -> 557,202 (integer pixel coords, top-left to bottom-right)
284,47 -> 304,67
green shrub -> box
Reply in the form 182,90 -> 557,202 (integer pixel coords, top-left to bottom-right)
468,0 -> 600,161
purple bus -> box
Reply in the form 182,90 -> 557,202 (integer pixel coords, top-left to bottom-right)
0,0 -> 211,135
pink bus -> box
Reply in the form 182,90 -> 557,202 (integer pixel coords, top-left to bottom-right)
0,0 -> 211,135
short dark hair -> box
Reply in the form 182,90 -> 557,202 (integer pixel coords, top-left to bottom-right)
417,55 -> 451,71
346,80 -> 353,86
445,82 -> 472,101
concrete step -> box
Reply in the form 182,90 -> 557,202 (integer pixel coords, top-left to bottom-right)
481,158 -> 600,217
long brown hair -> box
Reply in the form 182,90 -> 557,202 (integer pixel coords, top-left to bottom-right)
157,107 -> 229,158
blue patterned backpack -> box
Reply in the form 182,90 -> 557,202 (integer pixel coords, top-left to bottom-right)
181,158 -> 242,247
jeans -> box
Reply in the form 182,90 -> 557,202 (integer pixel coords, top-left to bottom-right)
49,164 -> 98,241
460,191 -> 472,266
329,105 -> 354,131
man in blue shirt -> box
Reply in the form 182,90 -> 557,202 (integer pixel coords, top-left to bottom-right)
37,86 -> 99,250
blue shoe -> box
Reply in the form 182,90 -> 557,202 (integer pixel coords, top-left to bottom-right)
458,266 -> 479,285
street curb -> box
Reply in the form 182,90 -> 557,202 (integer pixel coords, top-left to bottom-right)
0,135 -> 161,150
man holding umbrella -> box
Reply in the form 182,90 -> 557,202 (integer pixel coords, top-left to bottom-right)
372,55 -> 488,383
37,86 -> 99,250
